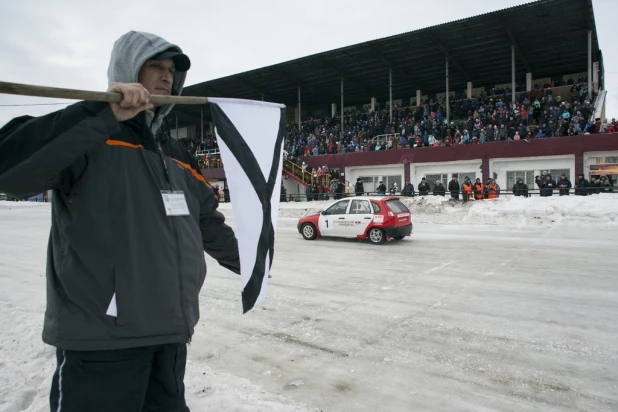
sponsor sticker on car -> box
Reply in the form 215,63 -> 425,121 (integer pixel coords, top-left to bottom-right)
373,215 -> 384,223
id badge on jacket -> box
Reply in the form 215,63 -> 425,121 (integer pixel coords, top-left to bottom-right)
161,190 -> 190,216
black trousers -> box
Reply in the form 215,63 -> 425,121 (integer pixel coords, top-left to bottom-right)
50,343 -> 189,412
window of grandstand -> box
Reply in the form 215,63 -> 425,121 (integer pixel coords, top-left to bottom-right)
452,172 -> 478,181
383,176 -> 402,192
548,169 -> 571,180
359,176 -> 378,193
426,174 -> 448,190
507,171 -> 535,189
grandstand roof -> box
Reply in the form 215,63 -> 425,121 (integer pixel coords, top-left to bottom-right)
173,0 -> 601,127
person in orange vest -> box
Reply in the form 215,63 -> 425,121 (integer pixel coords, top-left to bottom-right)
473,178 -> 485,200
461,177 -> 474,203
488,179 -> 500,199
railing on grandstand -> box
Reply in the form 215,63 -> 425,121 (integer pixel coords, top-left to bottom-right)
370,134 -> 399,146
196,149 -> 223,169
198,157 -> 223,169
283,158 -> 331,188
196,149 -> 220,156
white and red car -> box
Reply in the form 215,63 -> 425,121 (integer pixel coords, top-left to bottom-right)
297,196 -> 413,244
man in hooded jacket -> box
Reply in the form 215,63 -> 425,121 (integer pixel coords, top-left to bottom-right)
574,173 -> 590,196
0,31 -> 241,411
512,177 -> 529,197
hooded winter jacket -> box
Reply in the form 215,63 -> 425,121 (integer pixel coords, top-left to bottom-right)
512,182 -> 529,197
0,31 -> 240,351
574,177 -> 589,196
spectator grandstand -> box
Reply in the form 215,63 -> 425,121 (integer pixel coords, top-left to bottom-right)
166,0 -> 616,200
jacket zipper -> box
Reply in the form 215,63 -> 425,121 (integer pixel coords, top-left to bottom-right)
147,122 -> 193,345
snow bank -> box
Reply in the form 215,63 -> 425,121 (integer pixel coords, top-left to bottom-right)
5,194 -> 616,229
219,194 -> 618,227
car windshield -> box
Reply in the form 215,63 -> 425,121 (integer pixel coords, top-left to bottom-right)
385,200 -> 409,213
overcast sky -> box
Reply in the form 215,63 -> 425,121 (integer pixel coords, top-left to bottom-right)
1,0 -> 616,127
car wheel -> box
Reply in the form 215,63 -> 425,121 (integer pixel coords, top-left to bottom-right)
301,223 -> 317,240
368,227 -> 386,245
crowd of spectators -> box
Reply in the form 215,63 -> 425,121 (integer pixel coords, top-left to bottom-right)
283,79 -> 613,158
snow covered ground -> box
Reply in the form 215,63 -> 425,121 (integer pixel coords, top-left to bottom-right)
1,195 -> 618,411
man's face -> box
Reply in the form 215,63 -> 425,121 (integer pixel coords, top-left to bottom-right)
138,58 -> 175,96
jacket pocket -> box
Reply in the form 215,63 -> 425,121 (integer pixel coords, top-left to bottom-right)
112,262 -> 184,336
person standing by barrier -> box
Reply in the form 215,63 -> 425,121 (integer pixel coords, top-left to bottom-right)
540,174 -> 556,197
355,178 -> 365,196
433,181 -> 446,196
557,174 -> 572,196
462,177 -> 473,203
512,178 -> 529,197
474,178 -> 485,200
574,173 -> 590,196
488,179 -> 500,199
448,176 -> 460,200
418,178 -> 430,196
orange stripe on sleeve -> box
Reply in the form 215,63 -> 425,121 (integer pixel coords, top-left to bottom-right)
104,140 -> 213,192
170,158 -> 212,188
106,140 -> 143,149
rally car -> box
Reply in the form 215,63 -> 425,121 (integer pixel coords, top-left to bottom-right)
297,196 -> 413,245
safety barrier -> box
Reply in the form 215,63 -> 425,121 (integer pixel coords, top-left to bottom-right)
281,187 -> 615,202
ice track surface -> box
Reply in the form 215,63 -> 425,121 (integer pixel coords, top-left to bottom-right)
1,196 -> 618,412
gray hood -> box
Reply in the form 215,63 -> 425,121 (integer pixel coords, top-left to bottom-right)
107,31 -> 188,132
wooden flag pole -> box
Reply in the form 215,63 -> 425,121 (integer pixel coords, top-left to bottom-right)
0,81 -> 208,105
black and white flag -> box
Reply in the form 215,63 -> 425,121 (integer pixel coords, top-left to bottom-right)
209,98 -> 286,313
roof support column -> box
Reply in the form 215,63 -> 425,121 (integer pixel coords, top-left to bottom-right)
371,97 -> 376,111
467,82 -> 472,99
526,72 -> 532,92
511,45 -> 516,106
331,103 -> 337,118
445,58 -> 450,125
593,61 -> 599,92
297,86 -> 301,131
340,78 -> 344,140
200,106 -> 204,144
588,30 -> 592,100
389,69 -> 393,126
416,89 -> 421,107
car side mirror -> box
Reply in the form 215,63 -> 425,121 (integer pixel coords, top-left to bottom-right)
321,211 -> 327,215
